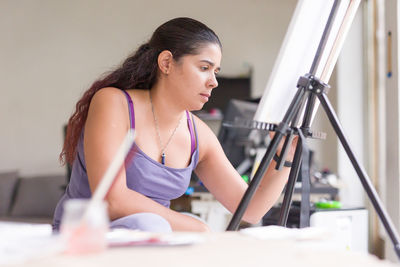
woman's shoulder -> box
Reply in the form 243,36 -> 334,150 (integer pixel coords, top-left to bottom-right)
93,87 -> 125,100
90,87 -> 149,115
88,87 -> 129,117
190,113 -> 210,133
91,87 -> 133,108
190,113 -> 221,157
86,87 -> 131,132
190,113 -> 220,134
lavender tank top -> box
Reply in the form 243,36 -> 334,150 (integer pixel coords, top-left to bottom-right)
53,90 -> 199,230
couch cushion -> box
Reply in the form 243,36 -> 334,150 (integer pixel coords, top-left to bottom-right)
0,171 -> 19,216
9,175 -> 65,218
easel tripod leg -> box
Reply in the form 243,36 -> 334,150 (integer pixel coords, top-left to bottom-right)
278,140 -> 303,226
317,92 -> 400,259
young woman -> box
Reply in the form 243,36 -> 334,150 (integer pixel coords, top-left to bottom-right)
53,17 -> 295,232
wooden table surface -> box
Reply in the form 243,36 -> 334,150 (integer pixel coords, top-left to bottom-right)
7,231 -> 397,267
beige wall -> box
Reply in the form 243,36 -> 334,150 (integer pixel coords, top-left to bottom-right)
0,0 -> 298,176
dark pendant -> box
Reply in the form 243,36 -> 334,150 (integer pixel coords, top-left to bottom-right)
161,153 -> 166,165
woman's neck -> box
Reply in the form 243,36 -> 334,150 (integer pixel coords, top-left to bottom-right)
148,84 -> 185,127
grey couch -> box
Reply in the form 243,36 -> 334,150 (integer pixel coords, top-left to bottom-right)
0,171 -> 65,224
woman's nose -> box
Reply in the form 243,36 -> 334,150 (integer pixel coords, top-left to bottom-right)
208,74 -> 218,88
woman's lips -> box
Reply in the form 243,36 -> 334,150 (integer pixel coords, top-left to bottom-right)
200,93 -> 210,101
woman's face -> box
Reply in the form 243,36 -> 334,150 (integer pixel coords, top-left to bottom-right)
168,43 -> 222,111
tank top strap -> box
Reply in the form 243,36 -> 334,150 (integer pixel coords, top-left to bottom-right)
122,90 -> 135,129
185,111 -> 196,156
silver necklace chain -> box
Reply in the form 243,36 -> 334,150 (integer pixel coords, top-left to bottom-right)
149,91 -> 183,164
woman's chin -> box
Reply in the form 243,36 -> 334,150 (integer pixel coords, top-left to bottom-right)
189,103 -> 205,111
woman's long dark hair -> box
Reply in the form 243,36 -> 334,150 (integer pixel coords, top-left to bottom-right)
60,17 -> 222,165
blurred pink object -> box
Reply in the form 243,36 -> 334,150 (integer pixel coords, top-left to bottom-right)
60,199 -> 108,254
209,108 -> 221,116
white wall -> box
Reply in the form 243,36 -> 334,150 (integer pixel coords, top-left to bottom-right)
384,0 -> 400,261
0,0 -> 297,176
336,8 -> 365,207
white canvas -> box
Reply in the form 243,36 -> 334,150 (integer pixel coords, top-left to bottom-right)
254,0 -> 360,126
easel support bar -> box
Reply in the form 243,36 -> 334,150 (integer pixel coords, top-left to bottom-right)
315,88 -> 400,259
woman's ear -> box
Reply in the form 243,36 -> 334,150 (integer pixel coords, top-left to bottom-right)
157,50 -> 173,75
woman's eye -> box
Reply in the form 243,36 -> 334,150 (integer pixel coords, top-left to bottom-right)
201,66 -> 209,71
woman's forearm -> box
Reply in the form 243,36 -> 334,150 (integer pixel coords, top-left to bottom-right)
107,185 -> 209,232
242,161 -> 290,224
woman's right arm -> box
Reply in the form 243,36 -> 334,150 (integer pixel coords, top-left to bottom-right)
83,87 -> 209,232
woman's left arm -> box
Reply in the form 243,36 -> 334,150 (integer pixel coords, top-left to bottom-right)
194,117 -> 293,224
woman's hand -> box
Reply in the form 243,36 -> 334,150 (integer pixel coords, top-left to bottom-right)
270,131 -> 299,163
